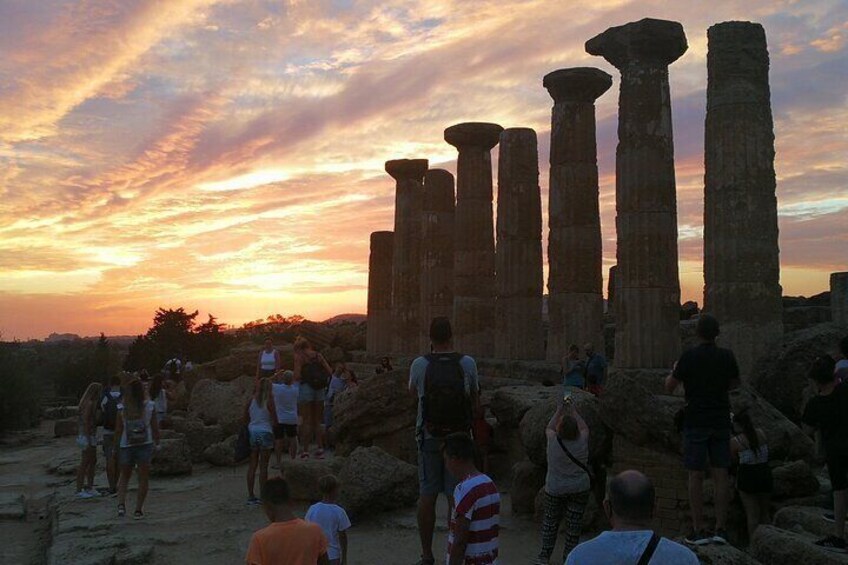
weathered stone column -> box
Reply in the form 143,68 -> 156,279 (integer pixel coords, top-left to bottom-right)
366,231 -> 394,356
833,272 -> 848,327
495,128 -> 544,360
704,21 -> 783,378
586,18 -> 687,369
543,68 -> 612,363
386,158 -> 428,355
607,265 -> 618,318
445,122 -> 503,358
420,169 -> 456,350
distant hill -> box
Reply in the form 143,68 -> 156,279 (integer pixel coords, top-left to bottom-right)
322,313 -> 366,324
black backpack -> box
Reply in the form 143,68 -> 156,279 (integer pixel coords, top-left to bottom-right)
102,391 -> 121,431
423,353 -> 472,437
302,355 -> 330,389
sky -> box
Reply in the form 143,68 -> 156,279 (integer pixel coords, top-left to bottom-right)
0,0 -> 846,340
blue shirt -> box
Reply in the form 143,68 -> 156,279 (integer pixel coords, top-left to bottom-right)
563,358 -> 585,388
586,354 -> 607,386
566,531 -> 699,565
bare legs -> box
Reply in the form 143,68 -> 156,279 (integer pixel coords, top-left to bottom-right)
688,470 -> 705,532
712,467 -> 729,530
246,448 -> 272,499
835,489 -> 846,540
76,447 -> 96,493
417,494 -> 437,561
740,492 -> 772,539
135,464 -> 150,513
298,402 -> 325,455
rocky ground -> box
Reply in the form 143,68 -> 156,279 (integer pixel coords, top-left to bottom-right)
0,422 -> 549,565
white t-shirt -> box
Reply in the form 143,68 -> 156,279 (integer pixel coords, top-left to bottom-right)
119,401 -> 156,448
545,428 -> 590,496
566,530 -> 699,564
272,383 -> 299,425
154,389 -> 167,414
305,502 -> 351,560
248,398 -> 273,434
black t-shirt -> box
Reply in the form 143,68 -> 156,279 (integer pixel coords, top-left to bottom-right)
672,342 -> 740,429
802,383 -> 848,455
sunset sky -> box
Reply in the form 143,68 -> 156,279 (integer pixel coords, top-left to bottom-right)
1,0 -> 846,340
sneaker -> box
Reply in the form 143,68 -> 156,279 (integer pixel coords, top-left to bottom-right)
814,535 -> 847,553
76,490 -> 95,499
712,528 -> 728,544
414,558 -> 436,565
684,529 -> 712,546
133,510 -> 144,520
117,504 -> 126,517
823,512 -> 836,523
246,496 -> 261,506
314,449 -> 325,460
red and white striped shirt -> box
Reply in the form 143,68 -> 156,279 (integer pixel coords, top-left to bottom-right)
447,473 -> 500,565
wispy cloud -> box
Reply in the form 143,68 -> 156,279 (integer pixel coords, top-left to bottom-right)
0,0 -> 845,338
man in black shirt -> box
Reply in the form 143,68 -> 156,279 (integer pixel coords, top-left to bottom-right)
802,355 -> 848,553
665,315 -> 740,546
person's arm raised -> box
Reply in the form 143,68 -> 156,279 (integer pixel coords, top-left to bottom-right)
568,400 -> 589,437
547,402 -> 565,434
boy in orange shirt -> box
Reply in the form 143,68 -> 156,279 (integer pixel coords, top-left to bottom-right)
246,477 -> 329,565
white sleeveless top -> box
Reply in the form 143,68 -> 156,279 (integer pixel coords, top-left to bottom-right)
248,398 -> 273,434
260,350 -> 277,371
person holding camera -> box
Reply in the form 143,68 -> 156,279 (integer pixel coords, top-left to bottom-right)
534,395 -> 591,564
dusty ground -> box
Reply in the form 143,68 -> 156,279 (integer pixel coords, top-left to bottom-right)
0,422 -> 569,564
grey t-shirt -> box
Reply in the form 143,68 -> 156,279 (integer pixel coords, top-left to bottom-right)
566,531 -> 699,565
409,353 -> 479,439
545,428 -> 590,496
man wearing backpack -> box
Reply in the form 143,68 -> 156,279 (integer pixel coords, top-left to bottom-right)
408,317 -> 480,565
100,374 -> 123,494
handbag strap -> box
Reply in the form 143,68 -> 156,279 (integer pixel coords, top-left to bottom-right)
556,436 -> 593,481
636,532 -> 661,565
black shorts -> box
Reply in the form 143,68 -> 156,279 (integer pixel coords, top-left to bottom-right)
827,451 -> 848,491
273,424 -> 297,439
737,463 -> 773,494
259,368 -> 276,379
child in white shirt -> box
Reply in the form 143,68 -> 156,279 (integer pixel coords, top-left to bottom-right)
305,474 -> 351,565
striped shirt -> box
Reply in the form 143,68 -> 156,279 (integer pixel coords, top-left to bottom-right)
447,473 -> 500,565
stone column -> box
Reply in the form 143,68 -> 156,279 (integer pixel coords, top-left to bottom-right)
586,18 -> 687,369
607,265 -> 618,317
366,231 -> 394,356
543,67 -> 612,363
420,169 -> 456,350
495,128 -> 545,360
445,122 -> 503,358
386,158 -> 429,355
833,272 -> 848,327
704,21 -> 783,378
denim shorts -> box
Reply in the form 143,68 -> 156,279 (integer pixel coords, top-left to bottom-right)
119,444 -> 154,467
298,382 -> 326,403
418,437 -> 459,497
76,435 -> 97,450
683,427 -> 731,471
249,430 -> 274,450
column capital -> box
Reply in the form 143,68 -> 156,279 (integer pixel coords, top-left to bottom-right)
586,18 -> 687,69
370,230 -> 394,246
423,169 -> 455,212
444,122 -> 503,150
543,67 -> 612,104
385,158 -> 428,181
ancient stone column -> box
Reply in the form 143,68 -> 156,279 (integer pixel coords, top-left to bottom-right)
703,22 -> 783,378
386,158 -> 428,355
445,122 -> 503,358
833,272 -> 848,327
366,231 -> 394,356
543,67 -> 612,363
586,18 -> 687,369
607,265 -> 618,317
495,128 -> 544,360
420,169 -> 456,350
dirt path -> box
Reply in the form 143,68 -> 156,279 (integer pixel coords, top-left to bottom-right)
1,423 -> 569,564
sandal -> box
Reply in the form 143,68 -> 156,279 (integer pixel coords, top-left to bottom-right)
117,504 -> 126,517
133,510 -> 144,520
415,558 -> 436,565
299,452 -> 310,460
314,449 -> 325,460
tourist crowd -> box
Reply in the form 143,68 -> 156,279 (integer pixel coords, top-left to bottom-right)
68,318 -> 848,563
